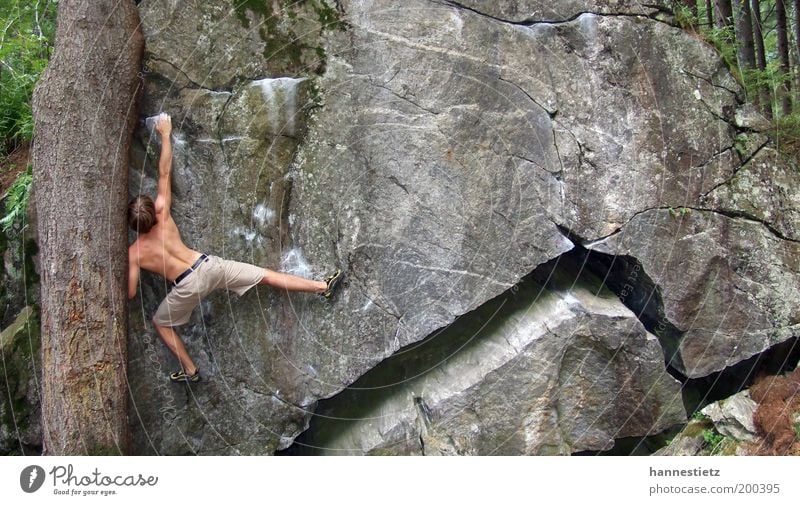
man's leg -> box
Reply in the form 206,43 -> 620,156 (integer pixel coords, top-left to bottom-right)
153,321 -> 198,375
260,268 -> 327,293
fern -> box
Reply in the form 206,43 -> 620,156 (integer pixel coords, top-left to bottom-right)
1,165 -> 33,232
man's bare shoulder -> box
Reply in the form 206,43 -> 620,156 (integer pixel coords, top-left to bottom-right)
128,241 -> 140,264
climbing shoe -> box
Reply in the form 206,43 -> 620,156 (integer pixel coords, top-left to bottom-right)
170,368 -> 201,383
321,269 -> 344,299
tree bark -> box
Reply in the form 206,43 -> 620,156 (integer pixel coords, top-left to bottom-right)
707,0 -> 714,27
31,0 -> 143,455
777,0 -> 793,114
752,0 -> 773,118
794,0 -> 800,99
735,0 -> 758,100
715,0 -> 735,47
735,0 -> 757,69
715,0 -> 734,29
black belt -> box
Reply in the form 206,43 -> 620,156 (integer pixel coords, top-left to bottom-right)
172,254 -> 208,287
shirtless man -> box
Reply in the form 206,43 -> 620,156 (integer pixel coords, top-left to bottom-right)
128,113 -> 341,383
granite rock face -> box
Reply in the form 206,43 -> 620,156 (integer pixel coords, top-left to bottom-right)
588,209 -> 800,378
287,256 -> 685,455
114,0 -> 800,455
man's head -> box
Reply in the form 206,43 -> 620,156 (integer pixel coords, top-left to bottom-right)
128,195 -> 156,233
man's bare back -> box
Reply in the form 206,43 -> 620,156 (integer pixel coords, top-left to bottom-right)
126,112 -> 203,296
129,207 -> 201,282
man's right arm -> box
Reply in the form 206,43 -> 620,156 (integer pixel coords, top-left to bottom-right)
154,113 -> 173,215
128,247 -> 140,300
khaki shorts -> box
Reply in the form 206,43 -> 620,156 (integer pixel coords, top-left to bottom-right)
152,255 -> 265,327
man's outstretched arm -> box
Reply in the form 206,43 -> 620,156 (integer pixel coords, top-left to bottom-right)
154,112 -> 173,215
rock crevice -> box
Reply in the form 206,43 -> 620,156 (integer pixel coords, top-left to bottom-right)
433,0 -> 669,26
281,252 -> 685,455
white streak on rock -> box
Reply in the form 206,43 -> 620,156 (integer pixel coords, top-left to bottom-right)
251,77 -> 307,136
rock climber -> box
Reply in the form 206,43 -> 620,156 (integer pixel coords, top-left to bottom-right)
127,113 -> 342,383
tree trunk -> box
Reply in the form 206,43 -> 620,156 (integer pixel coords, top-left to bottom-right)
715,0 -> 734,29
707,0 -> 714,27
31,0 -> 143,455
794,0 -> 800,100
777,0 -> 793,115
715,0 -> 734,47
735,0 -> 758,100
752,0 -> 773,118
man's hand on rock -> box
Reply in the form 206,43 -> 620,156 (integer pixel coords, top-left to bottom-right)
155,112 -> 172,137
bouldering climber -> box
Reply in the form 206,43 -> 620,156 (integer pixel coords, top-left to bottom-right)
127,113 -> 342,382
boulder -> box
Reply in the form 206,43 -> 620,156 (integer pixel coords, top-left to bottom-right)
588,209 -> 800,378
701,390 -> 758,442
120,0 -> 800,453
287,256 -> 685,455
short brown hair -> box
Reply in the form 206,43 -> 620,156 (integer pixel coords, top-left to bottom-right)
128,195 -> 156,233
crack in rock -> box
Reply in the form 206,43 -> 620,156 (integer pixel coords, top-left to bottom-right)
699,139 -> 770,199
433,0 -> 668,26
280,250 -> 684,455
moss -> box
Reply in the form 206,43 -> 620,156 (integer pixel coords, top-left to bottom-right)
734,133 -> 750,158
0,306 -> 40,455
306,77 -> 323,109
232,0 -> 274,29
0,225 -> 7,313
311,0 -> 347,32
314,46 -> 327,75
716,437 -> 740,456
682,418 -> 711,439
283,0 -> 298,20
260,23 -> 305,68
232,0 -> 344,75
22,237 -> 38,302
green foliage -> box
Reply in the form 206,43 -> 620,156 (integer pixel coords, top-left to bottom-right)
671,2 -> 800,156
672,4 -> 697,30
668,206 -> 691,218
734,133 -> 751,157
704,25 -> 739,75
307,77 -> 323,109
311,0 -> 347,32
0,164 -> 32,232
768,113 -> 800,155
0,0 -> 56,154
232,0 -> 344,75
702,427 -> 726,453
232,0 -> 273,29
